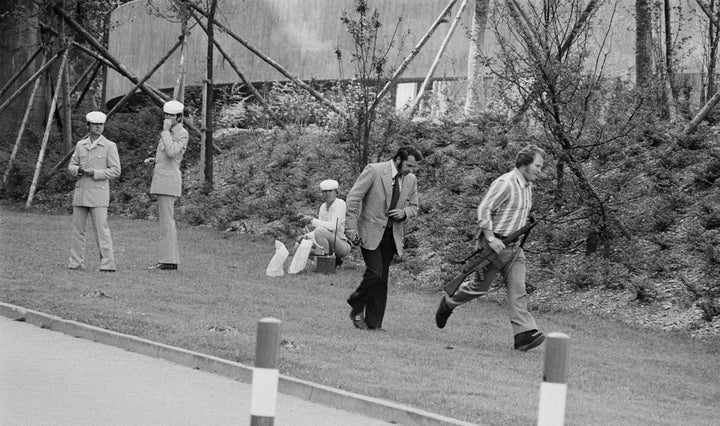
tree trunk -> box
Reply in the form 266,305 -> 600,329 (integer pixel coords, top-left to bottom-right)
204,0 -> 217,192
663,0 -> 678,120
464,0 -> 490,119
635,0 -> 654,89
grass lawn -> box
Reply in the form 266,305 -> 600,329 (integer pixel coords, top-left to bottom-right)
1,204 -> 719,425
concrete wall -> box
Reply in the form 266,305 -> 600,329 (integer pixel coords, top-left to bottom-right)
106,0 -> 472,103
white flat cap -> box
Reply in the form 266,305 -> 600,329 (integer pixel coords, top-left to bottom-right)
319,179 -> 339,191
163,100 -> 184,114
86,111 -> 106,124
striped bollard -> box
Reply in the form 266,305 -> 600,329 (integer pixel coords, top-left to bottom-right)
250,318 -> 281,426
537,332 -> 569,426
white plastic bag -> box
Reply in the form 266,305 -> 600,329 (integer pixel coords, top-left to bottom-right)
288,239 -> 314,274
265,240 -> 289,277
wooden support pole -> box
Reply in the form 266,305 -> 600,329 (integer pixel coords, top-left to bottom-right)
371,0 -> 458,113
409,0 -> 468,117
73,61 -> 102,109
54,7 -> 169,106
27,48 -> 70,208
107,36 -> 185,118
0,50 -> 62,115
53,12 -> 207,142
0,45 -> 43,101
185,1 -> 347,119
173,12 -> 189,103
69,59 -> 100,98
189,10 -> 285,129
62,48 -> 73,150
3,54 -> 46,186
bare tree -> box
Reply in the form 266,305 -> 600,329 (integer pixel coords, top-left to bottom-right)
464,0 -> 491,119
493,0 -> 643,251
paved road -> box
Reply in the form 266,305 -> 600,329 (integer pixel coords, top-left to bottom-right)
0,316 -> 389,425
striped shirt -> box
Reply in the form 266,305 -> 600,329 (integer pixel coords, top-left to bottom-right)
477,168 -> 532,237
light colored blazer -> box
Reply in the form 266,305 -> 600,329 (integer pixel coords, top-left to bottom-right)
345,160 -> 419,256
68,135 -> 121,207
150,123 -> 189,197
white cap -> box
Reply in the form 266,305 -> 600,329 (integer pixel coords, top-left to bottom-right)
163,100 -> 184,114
319,179 -> 339,191
86,111 -> 106,124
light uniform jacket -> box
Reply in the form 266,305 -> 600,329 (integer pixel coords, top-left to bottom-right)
345,160 -> 419,257
150,123 -> 189,197
68,135 -> 121,207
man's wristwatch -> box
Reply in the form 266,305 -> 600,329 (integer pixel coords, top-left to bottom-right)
487,236 -> 496,243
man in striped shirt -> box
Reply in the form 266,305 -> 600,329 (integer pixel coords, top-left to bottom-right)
435,145 -> 546,351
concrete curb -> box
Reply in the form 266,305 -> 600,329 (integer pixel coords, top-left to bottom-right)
0,302 -> 477,426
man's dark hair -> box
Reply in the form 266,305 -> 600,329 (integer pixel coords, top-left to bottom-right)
394,146 -> 423,162
515,144 -> 545,168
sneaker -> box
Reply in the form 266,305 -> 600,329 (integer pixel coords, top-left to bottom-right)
514,330 -> 545,351
435,297 -> 453,329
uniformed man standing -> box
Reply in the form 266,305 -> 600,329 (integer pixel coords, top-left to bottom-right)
145,100 -> 189,271
68,111 -> 121,272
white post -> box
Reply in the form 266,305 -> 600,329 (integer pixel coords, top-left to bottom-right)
537,332 -> 569,426
250,317 -> 281,425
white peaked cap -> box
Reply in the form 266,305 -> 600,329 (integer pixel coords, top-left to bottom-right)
319,179 -> 339,190
86,111 -> 106,124
163,100 -> 184,114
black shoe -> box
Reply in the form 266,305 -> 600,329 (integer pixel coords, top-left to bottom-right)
349,310 -> 368,329
368,326 -> 386,332
148,263 -> 178,270
335,257 -> 343,267
514,330 -> 545,351
435,297 -> 453,329
99,269 -> 116,273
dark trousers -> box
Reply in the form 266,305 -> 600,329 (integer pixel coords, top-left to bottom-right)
347,226 -> 397,328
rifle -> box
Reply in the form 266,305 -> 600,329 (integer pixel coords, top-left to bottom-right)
442,218 -> 539,297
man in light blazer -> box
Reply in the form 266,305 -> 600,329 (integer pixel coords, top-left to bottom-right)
145,100 -> 188,271
68,111 -> 121,272
345,146 -> 423,331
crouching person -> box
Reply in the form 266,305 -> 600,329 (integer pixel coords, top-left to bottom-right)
298,179 -> 351,267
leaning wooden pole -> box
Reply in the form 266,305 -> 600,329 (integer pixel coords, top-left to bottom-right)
371,0 -> 458,113
27,48 -> 70,208
0,50 -> 62,115
73,61 -> 102,109
0,45 -> 43,101
185,1 -> 347,119
189,10 -> 285,128
409,0 -> 468,117
107,35 -> 185,117
173,12 -> 189,103
3,55 -> 46,186
62,51 -> 73,150
54,7 -> 169,106
69,58 -> 100,98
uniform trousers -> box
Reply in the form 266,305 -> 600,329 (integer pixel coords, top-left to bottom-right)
347,226 -> 396,328
444,243 -> 538,336
68,206 -> 116,270
313,227 -> 351,258
157,195 -> 180,264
